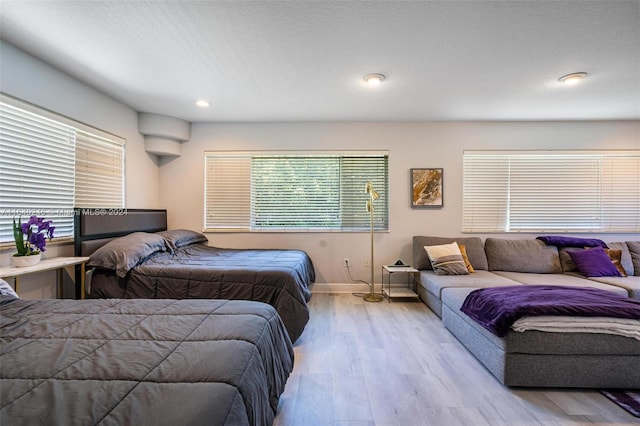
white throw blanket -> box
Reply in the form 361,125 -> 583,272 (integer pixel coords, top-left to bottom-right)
511,316 -> 640,341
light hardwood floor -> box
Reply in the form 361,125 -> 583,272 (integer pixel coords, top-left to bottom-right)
274,293 -> 637,426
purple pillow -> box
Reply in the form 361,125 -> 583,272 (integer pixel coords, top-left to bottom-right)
537,235 -> 608,248
567,247 -> 622,277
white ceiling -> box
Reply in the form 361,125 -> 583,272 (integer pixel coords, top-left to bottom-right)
1,1 -> 639,122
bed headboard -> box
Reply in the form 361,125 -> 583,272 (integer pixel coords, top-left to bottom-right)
74,208 -> 168,257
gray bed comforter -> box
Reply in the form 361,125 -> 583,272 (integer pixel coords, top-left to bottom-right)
91,244 -> 314,343
0,296 -> 294,426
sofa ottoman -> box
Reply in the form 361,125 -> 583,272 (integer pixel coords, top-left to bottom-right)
441,287 -> 640,388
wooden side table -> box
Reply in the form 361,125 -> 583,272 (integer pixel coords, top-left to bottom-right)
0,257 -> 90,299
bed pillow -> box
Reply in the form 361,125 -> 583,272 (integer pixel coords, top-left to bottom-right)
536,235 -> 608,248
458,244 -> 475,273
424,242 -> 469,276
0,278 -> 19,299
157,229 -> 208,251
567,247 -> 622,277
88,232 -> 169,278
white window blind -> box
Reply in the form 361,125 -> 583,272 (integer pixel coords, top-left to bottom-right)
75,130 -> 124,208
205,152 -> 389,232
0,102 -> 75,242
463,151 -> 640,233
0,97 -> 125,244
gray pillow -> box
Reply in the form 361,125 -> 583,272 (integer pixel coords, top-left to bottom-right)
626,241 -> 640,277
88,232 -> 169,278
157,229 -> 208,251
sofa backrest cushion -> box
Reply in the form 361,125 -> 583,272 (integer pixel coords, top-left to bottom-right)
413,236 -> 487,271
485,238 -> 561,273
559,242 -> 634,276
626,241 -> 640,277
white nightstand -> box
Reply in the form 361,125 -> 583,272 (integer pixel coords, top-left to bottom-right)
381,265 -> 419,302
0,256 -> 90,299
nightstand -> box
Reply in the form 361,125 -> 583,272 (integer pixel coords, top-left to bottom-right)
381,265 -> 419,302
0,256 -> 90,299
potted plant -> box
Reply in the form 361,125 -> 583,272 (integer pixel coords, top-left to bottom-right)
12,216 -> 55,267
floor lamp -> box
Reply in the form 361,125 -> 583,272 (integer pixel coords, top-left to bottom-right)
363,181 -> 383,302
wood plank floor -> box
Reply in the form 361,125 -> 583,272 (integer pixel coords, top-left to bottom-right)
274,293 -> 638,426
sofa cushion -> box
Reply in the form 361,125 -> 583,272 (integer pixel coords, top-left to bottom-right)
627,241 -> 640,277
418,270 -> 520,298
610,242 -> 634,276
424,242 -> 469,275
441,287 -> 640,356
413,236 -> 487,271
492,271 -> 629,297
568,247 -> 622,277
588,276 -> 640,300
485,238 -> 561,273
560,244 -> 633,276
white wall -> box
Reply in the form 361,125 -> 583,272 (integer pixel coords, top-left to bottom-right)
0,41 -> 161,298
2,41 -> 638,293
160,121 -> 640,285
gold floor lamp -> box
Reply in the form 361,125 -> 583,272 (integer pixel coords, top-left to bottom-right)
363,181 -> 383,302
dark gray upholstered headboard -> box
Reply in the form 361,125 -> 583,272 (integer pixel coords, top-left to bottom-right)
74,208 -> 168,257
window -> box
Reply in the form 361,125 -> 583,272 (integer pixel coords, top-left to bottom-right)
205,152 -> 389,232
0,96 -> 125,244
462,150 -> 640,233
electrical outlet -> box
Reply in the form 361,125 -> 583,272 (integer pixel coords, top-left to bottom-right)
364,258 -> 370,267
343,258 -> 350,267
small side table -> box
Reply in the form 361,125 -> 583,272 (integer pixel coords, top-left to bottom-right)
381,265 -> 419,302
0,257 -> 90,299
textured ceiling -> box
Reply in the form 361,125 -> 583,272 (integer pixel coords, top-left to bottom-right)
0,1 -> 639,122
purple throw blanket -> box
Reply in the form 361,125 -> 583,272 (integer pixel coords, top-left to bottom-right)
460,285 -> 640,336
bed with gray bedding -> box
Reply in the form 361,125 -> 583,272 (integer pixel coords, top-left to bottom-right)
0,294 -> 294,425
87,230 -> 315,343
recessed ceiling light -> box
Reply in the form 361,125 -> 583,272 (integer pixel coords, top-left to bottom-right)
196,100 -> 210,107
558,72 -> 588,85
363,73 -> 386,86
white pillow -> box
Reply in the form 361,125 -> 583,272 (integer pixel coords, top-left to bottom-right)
424,242 -> 469,275
0,278 -> 19,299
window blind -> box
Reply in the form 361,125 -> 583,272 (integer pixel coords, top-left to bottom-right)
0,97 -> 126,244
204,152 -> 389,232
0,102 -> 75,242
463,151 -> 640,233
75,130 -> 124,208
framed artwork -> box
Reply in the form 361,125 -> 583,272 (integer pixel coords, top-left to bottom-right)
411,168 -> 443,208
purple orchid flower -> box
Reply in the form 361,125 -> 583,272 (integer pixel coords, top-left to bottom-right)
13,215 -> 55,255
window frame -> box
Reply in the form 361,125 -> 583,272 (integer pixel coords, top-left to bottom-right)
204,150 -> 389,233
462,150 -> 640,233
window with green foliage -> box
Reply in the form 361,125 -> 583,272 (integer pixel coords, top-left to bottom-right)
205,152 -> 389,232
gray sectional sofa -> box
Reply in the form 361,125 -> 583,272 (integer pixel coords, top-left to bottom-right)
412,236 -> 640,388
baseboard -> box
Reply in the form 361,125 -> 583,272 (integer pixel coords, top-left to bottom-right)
311,282 -> 370,293
311,282 -> 414,294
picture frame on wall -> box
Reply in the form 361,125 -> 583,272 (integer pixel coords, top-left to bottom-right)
411,168 -> 443,208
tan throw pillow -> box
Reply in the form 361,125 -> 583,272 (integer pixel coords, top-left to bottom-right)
605,249 -> 627,277
458,244 -> 475,273
424,242 -> 469,276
